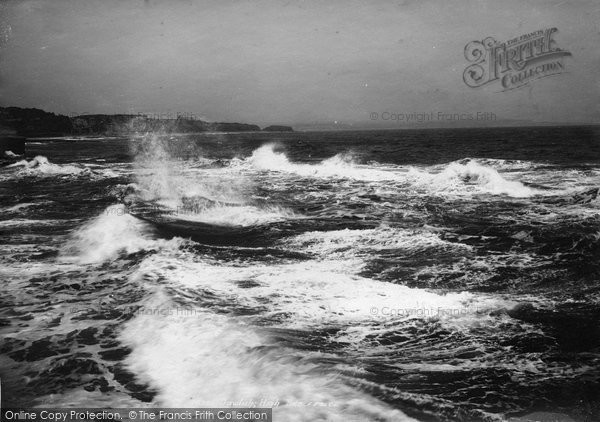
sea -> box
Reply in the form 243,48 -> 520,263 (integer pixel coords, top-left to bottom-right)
1,126 -> 599,422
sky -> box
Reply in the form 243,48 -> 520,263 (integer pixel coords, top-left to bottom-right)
0,0 -> 598,127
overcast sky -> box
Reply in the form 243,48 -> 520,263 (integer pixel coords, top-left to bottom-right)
0,0 -> 598,126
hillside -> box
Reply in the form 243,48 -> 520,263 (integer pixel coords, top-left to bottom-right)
0,107 -> 290,136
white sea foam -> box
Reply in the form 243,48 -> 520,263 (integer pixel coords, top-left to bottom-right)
172,204 -> 295,226
466,157 -> 542,171
5,155 -> 121,179
1,201 -> 53,213
120,292 -> 418,421
280,226 -> 472,258
236,145 -> 546,197
8,155 -> 93,176
133,251 -> 508,330
59,204 -> 182,264
237,144 -> 401,181
132,136 -> 294,225
407,160 -> 539,197
0,218 -> 67,228
4,150 -> 20,158
117,241 -> 513,420
132,134 -> 245,201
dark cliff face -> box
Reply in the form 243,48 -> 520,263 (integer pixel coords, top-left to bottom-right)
71,116 -> 261,134
0,107 -> 263,136
0,107 -> 74,136
262,125 -> 293,132
71,114 -> 209,135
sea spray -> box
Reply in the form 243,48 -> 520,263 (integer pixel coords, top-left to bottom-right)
128,135 -> 295,225
59,204 -> 182,264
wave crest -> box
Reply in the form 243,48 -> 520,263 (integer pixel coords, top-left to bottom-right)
60,204 -> 182,264
236,146 -> 539,197
404,159 -> 539,197
9,155 -> 93,176
237,144 -> 398,181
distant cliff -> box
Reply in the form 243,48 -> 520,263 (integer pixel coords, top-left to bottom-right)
0,107 -> 276,136
0,107 -> 73,136
71,114 -> 261,134
262,125 -> 293,132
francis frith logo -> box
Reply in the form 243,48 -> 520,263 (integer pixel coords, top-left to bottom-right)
463,28 -> 571,91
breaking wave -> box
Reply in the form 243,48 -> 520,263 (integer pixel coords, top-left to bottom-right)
131,137 -> 295,227
236,145 -> 543,197
132,250 -> 509,330
5,155 -> 120,178
120,293 -> 418,421
9,155 -> 92,176
236,144 -> 400,181
408,159 -> 540,197
59,204 -> 183,264
116,246 -> 514,418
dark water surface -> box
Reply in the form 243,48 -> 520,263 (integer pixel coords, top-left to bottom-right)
1,126 -> 600,421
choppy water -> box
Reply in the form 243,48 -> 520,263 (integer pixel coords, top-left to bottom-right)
1,127 -> 600,421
